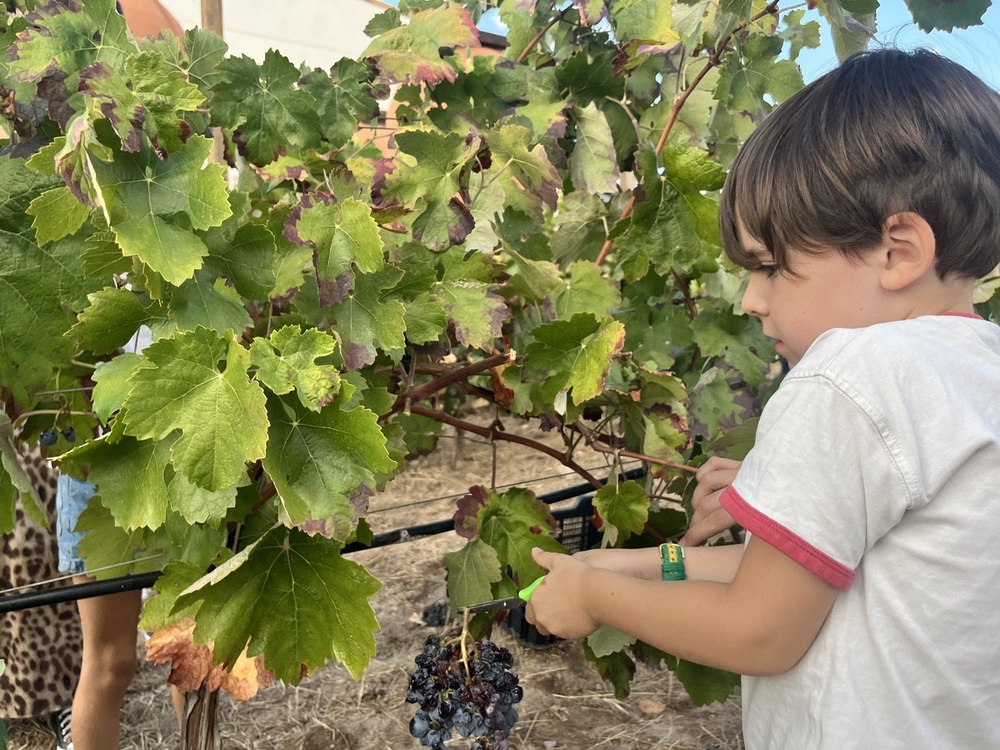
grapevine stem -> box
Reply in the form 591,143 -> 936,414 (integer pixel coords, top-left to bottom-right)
460,608 -> 472,679
407,404 -> 605,490
515,5 -> 573,64
383,350 -> 515,419
12,409 -> 92,427
594,1 -> 783,266
588,442 -> 698,474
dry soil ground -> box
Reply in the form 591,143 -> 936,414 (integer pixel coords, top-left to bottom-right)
8,415 -> 743,750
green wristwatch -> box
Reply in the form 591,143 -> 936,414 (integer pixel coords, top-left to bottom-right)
659,543 -> 686,581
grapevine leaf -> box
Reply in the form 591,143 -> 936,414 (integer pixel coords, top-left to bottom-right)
62,434 -> 171,531
436,279 -> 510,350
211,51 -> 321,163
91,353 -> 146,423
263,393 -> 395,540
179,29 -> 229,93
551,261 -> 621,321
122,328 -> 269,491
587,625 -> 637,659
203,222 -> 280,301
168,275 -> 254,336
362,4 -> 479,85
443,538 -> 503,609
476,487 -> 566,586
74,491 -> 160,577
675,659 -> 741,706
166,471 -> 239,526
550,192 -> 608,262
381,130 -> 478,249
325,267 -> 407,370
715,38 -> 804,116
69,288 -> 161,354
26,186 -> 90,245
289,197 -> 385,301
299,60 -> 379,150
90,136 -> 232,286
904,0 -> 990,31
139,560 -> 206,632
593,480 -> 649,545
402,292 -> 448,345
175,527 -> 382,682
569,103 -> 620,194
8,0 -> 132,85
0,415 -> 45,533
610,0 -> 682,51
250,326 -> 341,412
486,123 -> 560,214
582,638 -> 636,700
364,7 -> 402,36
78,51 -> 205,153
522,314 -> 626,407
504,247 -> 561,302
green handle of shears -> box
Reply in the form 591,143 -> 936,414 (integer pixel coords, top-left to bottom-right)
518,576 -> 545,602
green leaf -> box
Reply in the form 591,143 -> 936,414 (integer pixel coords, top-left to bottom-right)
289,197 -> 385,301
26,186 -> 90,245
325,267 -> 407,370
362,5 -> 479,85
586,625 -> 637,659
593,480 -> 649,545
486,123 -> 560,214
212,50 -> 321,163
522,314 -> 626,408
675,659 -> 740,706
122,328 -> 268,491
69,288 -> 160,354
89,136 -> 232,286
91,354 -> 146,422
443,538 -> 503,609
203,221 -> 280,301
176,527 -> 381,682
300,60 -> 379,150
715,37 -> 805,115
263,393 -> 395,540
904,0 -> 990,31
0,415 -> 46,533
74,491 -> 160,577
166,471 -> 239,526
168,275 -> 254,336
551,262 -> 621,321
62,435 -> 171,531
476,487 -> 567,586
610,0 -> 682,50
250,326 -> 341,411
569,103 -> 620,194
78,50 -> 205,153
436,279 -> 510,350
7,0 -> 132,85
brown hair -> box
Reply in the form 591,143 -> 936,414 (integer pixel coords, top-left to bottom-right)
719,48 -> 1000,279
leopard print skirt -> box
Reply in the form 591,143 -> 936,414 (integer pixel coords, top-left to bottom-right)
0,452 -> 83,719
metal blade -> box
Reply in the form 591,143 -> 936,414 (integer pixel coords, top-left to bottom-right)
464,596 -> 525,613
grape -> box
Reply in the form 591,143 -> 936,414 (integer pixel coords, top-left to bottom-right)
405,633 -> 524,749
38,429 -> 58,446
422,600 -> 449,627
61,427 -> 76,442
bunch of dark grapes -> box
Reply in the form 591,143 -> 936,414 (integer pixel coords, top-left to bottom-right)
406,634 -> 523,750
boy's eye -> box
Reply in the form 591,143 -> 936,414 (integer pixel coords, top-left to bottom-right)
757,264 -> 780,278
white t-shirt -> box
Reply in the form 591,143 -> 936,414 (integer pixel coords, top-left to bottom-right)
719,315 -> 1000,749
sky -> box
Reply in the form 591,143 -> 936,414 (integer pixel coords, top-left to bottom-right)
470,2 -> 1000,88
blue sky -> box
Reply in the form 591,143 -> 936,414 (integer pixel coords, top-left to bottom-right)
798,3 -> 1000,86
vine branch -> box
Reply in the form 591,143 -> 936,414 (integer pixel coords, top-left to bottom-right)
407,404 -> 605,490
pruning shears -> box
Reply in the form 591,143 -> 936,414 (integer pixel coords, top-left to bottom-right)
464,576 -> 545,613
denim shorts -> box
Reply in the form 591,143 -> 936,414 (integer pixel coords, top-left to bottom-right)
56,474 -> 96,575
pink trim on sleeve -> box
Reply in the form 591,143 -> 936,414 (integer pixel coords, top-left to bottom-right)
720,486 -> 855,590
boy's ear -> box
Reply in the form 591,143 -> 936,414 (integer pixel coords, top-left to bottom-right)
878,212 -> 937,291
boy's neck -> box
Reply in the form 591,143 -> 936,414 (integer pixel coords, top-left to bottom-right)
889,276 -> 977,320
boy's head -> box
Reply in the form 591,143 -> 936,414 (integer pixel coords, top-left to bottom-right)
719,48 -> 1000,280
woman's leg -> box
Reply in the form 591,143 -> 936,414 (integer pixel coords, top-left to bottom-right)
70,585 -> 142,750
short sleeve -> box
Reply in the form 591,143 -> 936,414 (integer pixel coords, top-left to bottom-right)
720,373 -> 913,589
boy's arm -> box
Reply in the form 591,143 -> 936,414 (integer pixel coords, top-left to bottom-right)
527,536 -> 838,676
574,543 -> 744,583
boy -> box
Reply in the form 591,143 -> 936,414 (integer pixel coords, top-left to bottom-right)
525,49 -> 1000,748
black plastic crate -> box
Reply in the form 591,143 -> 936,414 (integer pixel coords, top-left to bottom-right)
503,494 -> 601,647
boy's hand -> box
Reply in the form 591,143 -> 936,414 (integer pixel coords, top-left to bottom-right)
682,457 -> 743,546
525,548 -> 600,639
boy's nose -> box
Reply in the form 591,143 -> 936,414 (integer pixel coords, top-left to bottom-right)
741,272 -> 768,318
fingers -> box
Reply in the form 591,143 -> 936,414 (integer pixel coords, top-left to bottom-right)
681,497 -> 737,545
531,546 -> 559,571
683,458 -> 743,546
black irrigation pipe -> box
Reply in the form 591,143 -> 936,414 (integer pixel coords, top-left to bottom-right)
0,467 -> 646,615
